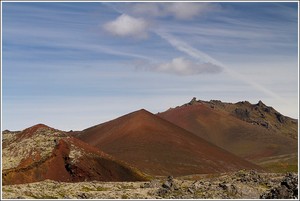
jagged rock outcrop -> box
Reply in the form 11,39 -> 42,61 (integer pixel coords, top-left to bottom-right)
188,97 -> 198,105
260,173 -> 298,199
158,97 -> 298,173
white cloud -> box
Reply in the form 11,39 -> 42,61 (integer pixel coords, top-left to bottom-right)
152,57 -> 222,76
103,14 -> 149,38
130,2 -> 220,20
103,3 -> 220,39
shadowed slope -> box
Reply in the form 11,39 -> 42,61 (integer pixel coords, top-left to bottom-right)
157,99 -> 298,172
2,124 -> 148,185
77,109 -> 263,176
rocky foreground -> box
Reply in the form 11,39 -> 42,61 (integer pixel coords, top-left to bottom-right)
2,170 -> 298,199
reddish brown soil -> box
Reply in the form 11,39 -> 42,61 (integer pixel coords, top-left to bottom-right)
3,126 -> 147,185
157,103 -> 298,162
77,109 -> 263,177
15,124 -> 56,142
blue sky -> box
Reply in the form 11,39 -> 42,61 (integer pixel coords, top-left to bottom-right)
2,2 -> 298,131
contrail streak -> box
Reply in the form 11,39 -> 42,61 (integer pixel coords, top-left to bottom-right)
155,30 -> 286,102
104,4 -> 285,103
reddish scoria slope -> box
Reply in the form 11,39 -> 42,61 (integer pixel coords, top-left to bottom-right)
76,109 -> 263,176
157,99 -> 298,171
2,124 -> 147,185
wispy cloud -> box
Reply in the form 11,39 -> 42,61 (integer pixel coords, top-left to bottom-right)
103,14 -> 149,38
155,30 -> 287,103
155,31 -> 223,66
2,2 -> 298,131
4,24 -> 152,62
164,2 -> 220,20
136,57 -> 222,76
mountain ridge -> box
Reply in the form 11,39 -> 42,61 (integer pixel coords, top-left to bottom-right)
77,108 -> 264,176
3,98 -> 297,185
157,98 -> 298,172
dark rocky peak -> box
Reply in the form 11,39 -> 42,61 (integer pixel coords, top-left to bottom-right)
254,100 -> 274,113
181,97 -> 202,107
209,100 -> 225,108
236,101 -> 251,106
209,100 -> 223,104
257,100 -> 266,107
188,97 -> 198,105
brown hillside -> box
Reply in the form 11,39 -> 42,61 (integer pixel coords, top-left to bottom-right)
77,109 -> 263,177
2,124 -> 147,185
157,98 -> 298,172
205,99 -> 298,139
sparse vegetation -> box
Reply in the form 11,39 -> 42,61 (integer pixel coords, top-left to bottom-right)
121,194 -> 129,199
2,127 -> 63,170
3,171 -> 297,199
96,186 -> 109,191
120,184 -> 135,189
81,186 -> 94,192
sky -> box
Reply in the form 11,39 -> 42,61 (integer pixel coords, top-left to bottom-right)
1,1 -> 299,131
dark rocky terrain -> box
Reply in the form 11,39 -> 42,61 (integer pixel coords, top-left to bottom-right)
158,98 -> 298,172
